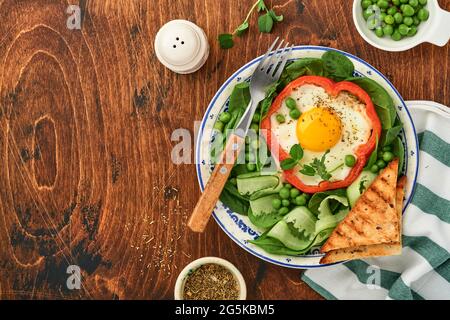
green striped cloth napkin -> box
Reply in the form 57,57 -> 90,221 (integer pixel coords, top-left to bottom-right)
302,101 -> 450,300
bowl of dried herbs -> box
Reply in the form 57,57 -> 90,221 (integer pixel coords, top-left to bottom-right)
174,257 -> 247,300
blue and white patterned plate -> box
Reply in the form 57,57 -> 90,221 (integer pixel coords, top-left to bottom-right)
195,46 -> 419,269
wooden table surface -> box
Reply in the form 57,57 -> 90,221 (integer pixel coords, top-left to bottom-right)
0,0 -> 449,300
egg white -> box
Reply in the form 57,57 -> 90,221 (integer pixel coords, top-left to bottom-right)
270,84 -> 372,186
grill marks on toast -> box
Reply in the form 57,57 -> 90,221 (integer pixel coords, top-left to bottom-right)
321,160 -> 400,253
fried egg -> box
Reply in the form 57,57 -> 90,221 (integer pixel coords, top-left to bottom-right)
270,84 -> 372,186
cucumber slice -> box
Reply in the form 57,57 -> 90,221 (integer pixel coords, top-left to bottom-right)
318,195 -> 348,218
283,207 -> 317,239
267,221 -> 313,251
248,207 -> 284,229
249,194 -> 279,217
237,175 -> 280,196
249,178 -> 283,200
347,171 -> 377,208
248,194 -> 287,229
315,208 -> 349,234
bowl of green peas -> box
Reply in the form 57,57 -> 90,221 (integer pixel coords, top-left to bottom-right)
353,0 -> 450,51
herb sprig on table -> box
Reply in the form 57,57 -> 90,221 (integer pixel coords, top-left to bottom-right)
218,0 -> 284,49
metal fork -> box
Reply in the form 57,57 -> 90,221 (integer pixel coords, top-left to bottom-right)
188,38 -> 293,233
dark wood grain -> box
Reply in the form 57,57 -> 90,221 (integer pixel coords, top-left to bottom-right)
0,0 -> 448,300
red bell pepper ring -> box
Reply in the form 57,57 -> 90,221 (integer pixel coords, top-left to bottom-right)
261,75 -> 382,193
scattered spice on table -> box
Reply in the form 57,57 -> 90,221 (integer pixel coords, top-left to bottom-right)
183,264 -> 239,300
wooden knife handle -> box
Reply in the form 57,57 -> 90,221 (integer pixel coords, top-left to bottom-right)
188,134 -> 245,233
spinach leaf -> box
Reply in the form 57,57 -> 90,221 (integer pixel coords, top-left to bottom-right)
229,82 -> 251,112
375,105 -> 393,130
220,181 -> 250,215
381,124 -> 403,147
392,137 -> 405,174
283,58 -> 324,82
346,77 -> 396,129
322,51 -> 354,81
365,136 -> 379,169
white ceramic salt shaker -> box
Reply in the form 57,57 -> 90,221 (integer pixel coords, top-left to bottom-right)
155,20 -> 209,74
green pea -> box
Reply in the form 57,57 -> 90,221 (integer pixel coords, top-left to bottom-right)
272,198 -> 282,209
382,145 -> 392,152
409,0 -> 419,7
417,8 -> 429,21
382,151 -> 395,162
245,136 -> 251,144
279,187 -> 290,199
252,113 -> 261,123
383,24 -> 394,35
398,25 -> 409,37
413,16 -> 421,25
402,4 -> 415,16
391,30 -> 403,41
418,0 -> 427,5
219,112 -> 231,124
387,7 -> 397,16
250,123 -> 259,133
392,0 -> 401,5
398,24 -> 410,35
285,97 -> 297,110
290,188 -> 300,199
246,163 -> 256,171
284,183 -> 292,189
214,121 -> 224,132
367,16 -> 380,30
407,25 -> 418,36
377,0 -> 389,8
279,207 -> 289,215
400,0 -> 408,3
375,27 -> 384,37
361,0 -> 372,9
376,159 -> 387,169
289,109 -> 301,120
384,14 -> 395,25
363,8 -> 374,20
276,114 -> 286,124
282,199 -> 290,207
303,193 -> 311,200
404,16 -> 414,26
230,178 -> 237,186
370,164 -> 379,173
295,195 -> 307,206
345,155 -> 357,167
394,12 -> 403,23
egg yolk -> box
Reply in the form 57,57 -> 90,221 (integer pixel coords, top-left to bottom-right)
296,107 -> 342,152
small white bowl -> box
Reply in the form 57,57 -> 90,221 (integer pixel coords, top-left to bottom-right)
353,0 -> 450,51
174,257 -> 247,300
